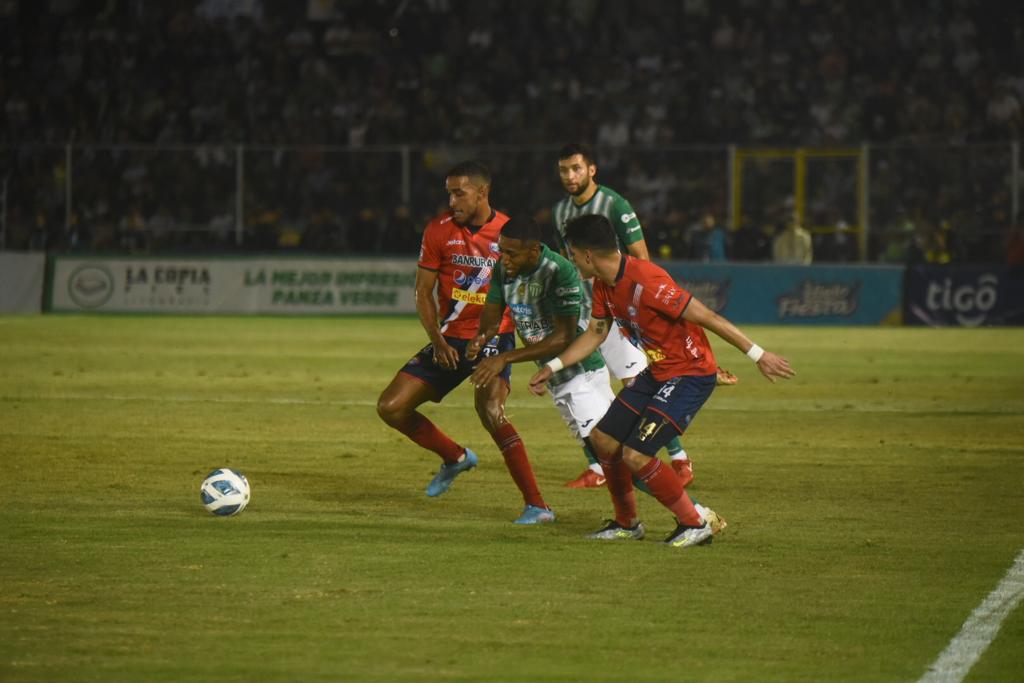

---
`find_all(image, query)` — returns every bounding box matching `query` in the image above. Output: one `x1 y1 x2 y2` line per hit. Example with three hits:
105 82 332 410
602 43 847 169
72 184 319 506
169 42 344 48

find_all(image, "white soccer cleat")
663 521 713 548
694 503 728 535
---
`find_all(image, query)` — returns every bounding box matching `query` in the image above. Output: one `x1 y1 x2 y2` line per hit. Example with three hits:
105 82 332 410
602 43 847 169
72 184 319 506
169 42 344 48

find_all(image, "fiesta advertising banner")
48 256 417 314
658 262 904 325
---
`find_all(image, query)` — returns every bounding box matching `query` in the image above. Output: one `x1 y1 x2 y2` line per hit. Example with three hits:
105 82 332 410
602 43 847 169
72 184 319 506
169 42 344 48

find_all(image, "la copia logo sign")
68 265 114 309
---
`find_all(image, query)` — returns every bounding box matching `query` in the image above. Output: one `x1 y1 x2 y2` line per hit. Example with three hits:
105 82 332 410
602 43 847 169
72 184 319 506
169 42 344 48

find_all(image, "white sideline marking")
918 549 1024 683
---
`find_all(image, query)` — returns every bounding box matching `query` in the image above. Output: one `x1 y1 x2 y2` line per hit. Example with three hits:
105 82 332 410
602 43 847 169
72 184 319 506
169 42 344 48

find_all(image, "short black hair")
501 214 543 244
564 214 618 252
445 160 491 186
558 143 595 165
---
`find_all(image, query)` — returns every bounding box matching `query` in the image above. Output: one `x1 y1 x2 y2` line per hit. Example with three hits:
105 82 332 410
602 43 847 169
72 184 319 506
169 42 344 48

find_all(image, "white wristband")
545 357 564 373
746 344 765 362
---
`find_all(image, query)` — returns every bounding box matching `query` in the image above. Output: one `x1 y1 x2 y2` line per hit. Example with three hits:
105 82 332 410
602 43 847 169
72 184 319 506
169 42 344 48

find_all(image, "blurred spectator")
687 212 727 262
348 207 383 252
772 214 813 264
382 204 421 254
814 220 858 263
731 218 773 262
0 1 1020 258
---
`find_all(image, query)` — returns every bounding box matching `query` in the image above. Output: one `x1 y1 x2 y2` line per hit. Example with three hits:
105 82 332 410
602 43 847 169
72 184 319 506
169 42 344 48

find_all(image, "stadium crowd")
1 0 1021 261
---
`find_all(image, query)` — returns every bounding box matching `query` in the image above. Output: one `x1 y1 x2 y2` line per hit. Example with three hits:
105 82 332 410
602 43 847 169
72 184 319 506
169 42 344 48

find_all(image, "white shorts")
599 321 648 380
549 366 616 445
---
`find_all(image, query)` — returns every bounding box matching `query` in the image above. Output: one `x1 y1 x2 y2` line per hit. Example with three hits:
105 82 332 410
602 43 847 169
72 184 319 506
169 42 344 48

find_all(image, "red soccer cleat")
564 469 606 489
671 459 694 488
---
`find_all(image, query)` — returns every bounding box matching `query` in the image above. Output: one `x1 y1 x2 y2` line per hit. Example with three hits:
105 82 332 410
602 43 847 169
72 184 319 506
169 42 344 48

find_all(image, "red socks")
600 450 638 527
395 416 545 509
393 412 463 463
492 422 546 509
636 457 702 526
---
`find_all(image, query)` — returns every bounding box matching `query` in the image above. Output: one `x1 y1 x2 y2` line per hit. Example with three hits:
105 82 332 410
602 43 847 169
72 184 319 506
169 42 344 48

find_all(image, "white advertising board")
48 257 417 314
0 252 45 313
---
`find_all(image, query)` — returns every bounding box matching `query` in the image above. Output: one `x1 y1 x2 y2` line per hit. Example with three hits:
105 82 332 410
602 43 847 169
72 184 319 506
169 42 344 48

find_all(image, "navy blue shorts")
595 369 717 456
399 333 515 401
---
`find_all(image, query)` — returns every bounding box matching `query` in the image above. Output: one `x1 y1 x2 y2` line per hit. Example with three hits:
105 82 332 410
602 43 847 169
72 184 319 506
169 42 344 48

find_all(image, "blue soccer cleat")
514 505 556 525
426 448 478 497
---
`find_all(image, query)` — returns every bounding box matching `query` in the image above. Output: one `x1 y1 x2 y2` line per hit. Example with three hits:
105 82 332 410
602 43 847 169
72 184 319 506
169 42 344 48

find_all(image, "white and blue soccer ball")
200 468 251 516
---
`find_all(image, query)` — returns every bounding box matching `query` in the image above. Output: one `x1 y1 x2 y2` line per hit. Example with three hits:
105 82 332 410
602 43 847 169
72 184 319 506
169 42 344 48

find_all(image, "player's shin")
599 450 637 527
636 457 703 526
493 422 546 509
394 412 464 463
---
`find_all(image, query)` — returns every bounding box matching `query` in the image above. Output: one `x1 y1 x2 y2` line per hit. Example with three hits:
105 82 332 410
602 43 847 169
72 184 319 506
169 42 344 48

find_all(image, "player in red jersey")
529 214 794 547
376 161 554 525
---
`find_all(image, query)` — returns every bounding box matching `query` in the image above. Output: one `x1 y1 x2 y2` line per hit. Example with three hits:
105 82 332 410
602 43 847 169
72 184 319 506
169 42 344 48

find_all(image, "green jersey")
486 244 605 386
551 184 644 326
551 184 644 254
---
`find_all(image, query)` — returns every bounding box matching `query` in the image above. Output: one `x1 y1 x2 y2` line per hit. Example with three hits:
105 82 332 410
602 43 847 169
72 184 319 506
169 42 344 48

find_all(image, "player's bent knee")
376 392 408 425
588 428 619 459
621 448 652 472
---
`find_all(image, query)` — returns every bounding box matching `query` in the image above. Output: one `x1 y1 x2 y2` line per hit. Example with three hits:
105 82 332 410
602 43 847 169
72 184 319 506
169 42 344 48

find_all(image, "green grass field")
1 316 1022 682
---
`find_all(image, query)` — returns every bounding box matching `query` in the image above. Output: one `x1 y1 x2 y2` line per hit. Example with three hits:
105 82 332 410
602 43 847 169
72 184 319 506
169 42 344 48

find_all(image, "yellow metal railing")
730 146 867 259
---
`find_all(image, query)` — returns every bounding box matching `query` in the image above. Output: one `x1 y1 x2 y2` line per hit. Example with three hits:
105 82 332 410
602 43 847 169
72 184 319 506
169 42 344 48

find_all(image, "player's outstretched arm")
682 297 795 383
527 316 611 395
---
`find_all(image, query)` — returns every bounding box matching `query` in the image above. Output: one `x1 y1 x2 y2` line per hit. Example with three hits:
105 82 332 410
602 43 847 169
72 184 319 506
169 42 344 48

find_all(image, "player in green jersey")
468 214 724 533
466 215 613 521
553 143 737 490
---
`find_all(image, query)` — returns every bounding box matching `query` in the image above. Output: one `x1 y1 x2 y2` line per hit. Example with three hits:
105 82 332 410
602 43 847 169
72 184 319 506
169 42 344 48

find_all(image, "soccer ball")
200 468 251 516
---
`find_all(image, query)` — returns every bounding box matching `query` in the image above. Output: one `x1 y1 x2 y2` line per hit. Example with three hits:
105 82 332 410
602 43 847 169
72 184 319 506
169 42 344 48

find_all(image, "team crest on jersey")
628 305 637 316
489 242 500 253
528 282 543 297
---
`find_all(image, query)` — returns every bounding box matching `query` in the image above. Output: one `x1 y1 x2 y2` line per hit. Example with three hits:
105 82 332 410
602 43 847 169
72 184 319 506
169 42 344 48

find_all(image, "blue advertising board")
657 262 903 325
903 265 1024 327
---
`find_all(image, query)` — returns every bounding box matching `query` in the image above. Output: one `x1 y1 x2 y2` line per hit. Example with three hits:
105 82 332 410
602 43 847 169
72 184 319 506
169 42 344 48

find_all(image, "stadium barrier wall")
0 252 45 313
659 262 904 325
46 255 416 314
903 264 1024 327
43 255 909 325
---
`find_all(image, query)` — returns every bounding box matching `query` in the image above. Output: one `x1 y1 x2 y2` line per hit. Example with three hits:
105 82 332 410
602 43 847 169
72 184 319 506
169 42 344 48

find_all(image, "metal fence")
1 143 1018 262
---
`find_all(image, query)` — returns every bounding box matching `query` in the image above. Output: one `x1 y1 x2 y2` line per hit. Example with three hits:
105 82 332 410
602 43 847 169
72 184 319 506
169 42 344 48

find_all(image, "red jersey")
591 256 717 381
417 210 514 339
